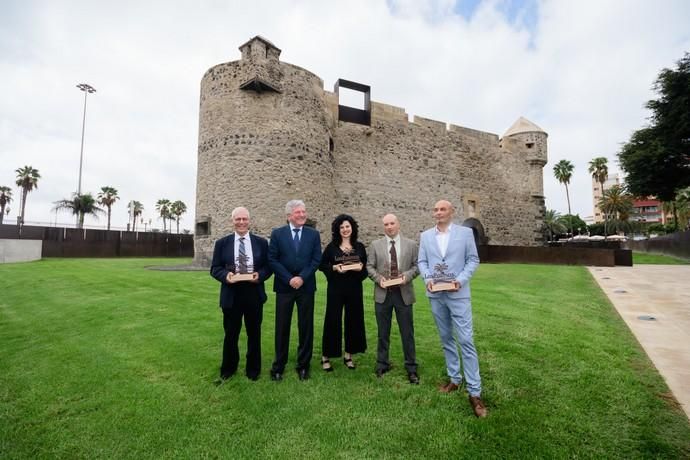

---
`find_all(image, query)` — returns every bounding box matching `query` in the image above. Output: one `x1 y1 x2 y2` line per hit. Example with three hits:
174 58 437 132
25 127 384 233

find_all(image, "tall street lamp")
76 83 96 196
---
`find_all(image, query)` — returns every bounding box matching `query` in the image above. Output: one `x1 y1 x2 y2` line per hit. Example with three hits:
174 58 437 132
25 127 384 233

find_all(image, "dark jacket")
268 225 322 293
210 233 272 308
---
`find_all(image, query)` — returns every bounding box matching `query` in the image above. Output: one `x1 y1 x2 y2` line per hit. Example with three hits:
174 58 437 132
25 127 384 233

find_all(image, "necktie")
238 237 248 273
389 240 399 277
293 228 300 252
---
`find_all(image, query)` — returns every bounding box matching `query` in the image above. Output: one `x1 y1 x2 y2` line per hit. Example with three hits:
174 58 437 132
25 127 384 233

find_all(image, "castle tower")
194 36 336 265
501 116 548 243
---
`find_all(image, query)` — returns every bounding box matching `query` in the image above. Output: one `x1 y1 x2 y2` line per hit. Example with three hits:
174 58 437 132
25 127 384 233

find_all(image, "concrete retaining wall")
0 239 42 263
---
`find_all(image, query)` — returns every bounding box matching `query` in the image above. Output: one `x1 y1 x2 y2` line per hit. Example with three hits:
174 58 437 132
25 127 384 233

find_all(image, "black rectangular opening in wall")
195 219 211 236
335 79 371 126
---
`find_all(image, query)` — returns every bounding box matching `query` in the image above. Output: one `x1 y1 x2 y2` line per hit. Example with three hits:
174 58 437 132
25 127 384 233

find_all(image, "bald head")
433 200 454 229
382 213 400 238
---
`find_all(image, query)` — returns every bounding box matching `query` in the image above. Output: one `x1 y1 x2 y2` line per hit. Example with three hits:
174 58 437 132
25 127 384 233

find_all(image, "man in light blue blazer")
418 199 487 418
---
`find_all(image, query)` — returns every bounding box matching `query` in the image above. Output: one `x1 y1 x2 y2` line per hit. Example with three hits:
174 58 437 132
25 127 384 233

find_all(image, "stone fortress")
194 36 547 266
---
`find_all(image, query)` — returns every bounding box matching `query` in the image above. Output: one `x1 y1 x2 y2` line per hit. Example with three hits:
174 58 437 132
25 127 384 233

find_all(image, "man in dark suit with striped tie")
268 199 322 381
210 206 272 382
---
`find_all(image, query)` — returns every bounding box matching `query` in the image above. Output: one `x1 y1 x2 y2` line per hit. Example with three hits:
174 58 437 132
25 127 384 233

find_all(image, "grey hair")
231 206 250 219
285 200 306 215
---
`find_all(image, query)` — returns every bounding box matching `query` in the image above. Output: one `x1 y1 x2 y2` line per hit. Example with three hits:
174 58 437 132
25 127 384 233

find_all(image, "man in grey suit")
418 199 487 418
366 213 420 384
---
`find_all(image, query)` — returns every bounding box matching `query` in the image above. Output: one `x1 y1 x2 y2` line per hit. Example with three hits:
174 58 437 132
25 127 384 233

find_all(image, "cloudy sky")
1 0 689 231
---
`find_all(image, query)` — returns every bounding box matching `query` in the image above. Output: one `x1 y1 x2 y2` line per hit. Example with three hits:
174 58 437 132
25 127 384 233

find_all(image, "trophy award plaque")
229 252 255 282
333 253 363 272
380 260 404 288
429 262 457 292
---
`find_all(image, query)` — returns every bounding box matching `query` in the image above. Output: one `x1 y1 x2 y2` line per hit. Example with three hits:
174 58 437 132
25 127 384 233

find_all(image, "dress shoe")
270 371 283 381
246 374 259 381
214 372 234 385
408 372 420 384
469 395 488 418
375 368 390 378
298 368 309 381
438 382 459 393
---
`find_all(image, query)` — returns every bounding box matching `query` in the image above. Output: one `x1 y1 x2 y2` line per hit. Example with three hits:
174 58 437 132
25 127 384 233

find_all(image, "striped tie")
238 237 248 273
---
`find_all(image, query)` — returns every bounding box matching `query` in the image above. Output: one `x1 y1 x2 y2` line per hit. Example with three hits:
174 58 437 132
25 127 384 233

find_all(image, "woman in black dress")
319 214 368 371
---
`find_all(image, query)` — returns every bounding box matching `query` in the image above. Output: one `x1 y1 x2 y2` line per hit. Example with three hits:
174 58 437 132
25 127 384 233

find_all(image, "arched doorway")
461 218 488 247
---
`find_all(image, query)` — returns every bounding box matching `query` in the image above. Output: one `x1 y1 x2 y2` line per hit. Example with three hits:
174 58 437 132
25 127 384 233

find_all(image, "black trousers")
321 286 366 357
271 289 314 373
221 287 262 379
375 288 417 374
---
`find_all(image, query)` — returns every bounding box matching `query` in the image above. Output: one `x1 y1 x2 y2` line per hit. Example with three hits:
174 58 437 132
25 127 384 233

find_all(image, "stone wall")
194 36 547 265
330 115 546 245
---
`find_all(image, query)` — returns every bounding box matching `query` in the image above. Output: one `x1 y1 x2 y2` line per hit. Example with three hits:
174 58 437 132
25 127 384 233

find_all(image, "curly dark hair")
330 214 359 246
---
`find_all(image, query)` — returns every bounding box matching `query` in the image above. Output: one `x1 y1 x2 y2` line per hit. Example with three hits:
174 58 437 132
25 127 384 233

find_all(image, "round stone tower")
194 36 336 265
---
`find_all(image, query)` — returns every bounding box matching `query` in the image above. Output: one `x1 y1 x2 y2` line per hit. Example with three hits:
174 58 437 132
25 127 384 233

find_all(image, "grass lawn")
1 258 689 459
633 251 690 265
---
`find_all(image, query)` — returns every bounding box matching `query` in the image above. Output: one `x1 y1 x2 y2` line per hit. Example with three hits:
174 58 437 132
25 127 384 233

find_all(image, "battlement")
337 97 505 143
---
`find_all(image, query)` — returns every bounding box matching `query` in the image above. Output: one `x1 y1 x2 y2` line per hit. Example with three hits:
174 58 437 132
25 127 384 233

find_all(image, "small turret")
237 36 283 93
239 36 281 63
501 116 548 198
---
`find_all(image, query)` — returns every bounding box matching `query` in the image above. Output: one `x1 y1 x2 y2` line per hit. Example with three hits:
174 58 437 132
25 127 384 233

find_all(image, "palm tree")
128 201 144 231
662 187 690 230
97 186 119 230
598 184 634 235
0 186 12 225
169 200 187 234
15 165 41 227
543 209 567 242
156 199 171 232
553 159 575 236
676 187 690 230
53 193 105 229
588 157 609 235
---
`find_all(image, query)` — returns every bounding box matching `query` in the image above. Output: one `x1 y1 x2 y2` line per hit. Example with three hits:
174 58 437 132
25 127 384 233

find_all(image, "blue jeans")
430 295 482 396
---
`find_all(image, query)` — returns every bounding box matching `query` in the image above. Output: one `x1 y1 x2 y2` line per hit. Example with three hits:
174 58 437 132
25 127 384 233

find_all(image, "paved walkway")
589 265 690 420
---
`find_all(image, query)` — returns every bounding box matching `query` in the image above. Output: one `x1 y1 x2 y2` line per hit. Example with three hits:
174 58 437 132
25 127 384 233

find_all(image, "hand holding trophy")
426 262 459 292
227 252 255 283
333 253 363 273
380 260 404 288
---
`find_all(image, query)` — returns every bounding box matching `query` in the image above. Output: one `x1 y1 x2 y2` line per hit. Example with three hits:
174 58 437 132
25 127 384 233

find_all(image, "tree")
15 165 40 227
598 185 634 235
663 187 690 230
155 199 171 232
677 187 690 229
53 193 104 229
588 156 609 235
97 186 119 231
128 201 144 231
561 214 588 236
543 209 567 242
619 52 690 228
169 200 187 234
0 186 12 225
553 159 575 236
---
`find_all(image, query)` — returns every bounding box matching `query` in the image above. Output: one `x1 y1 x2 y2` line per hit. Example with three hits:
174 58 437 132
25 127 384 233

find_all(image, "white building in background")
592 173 622 223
